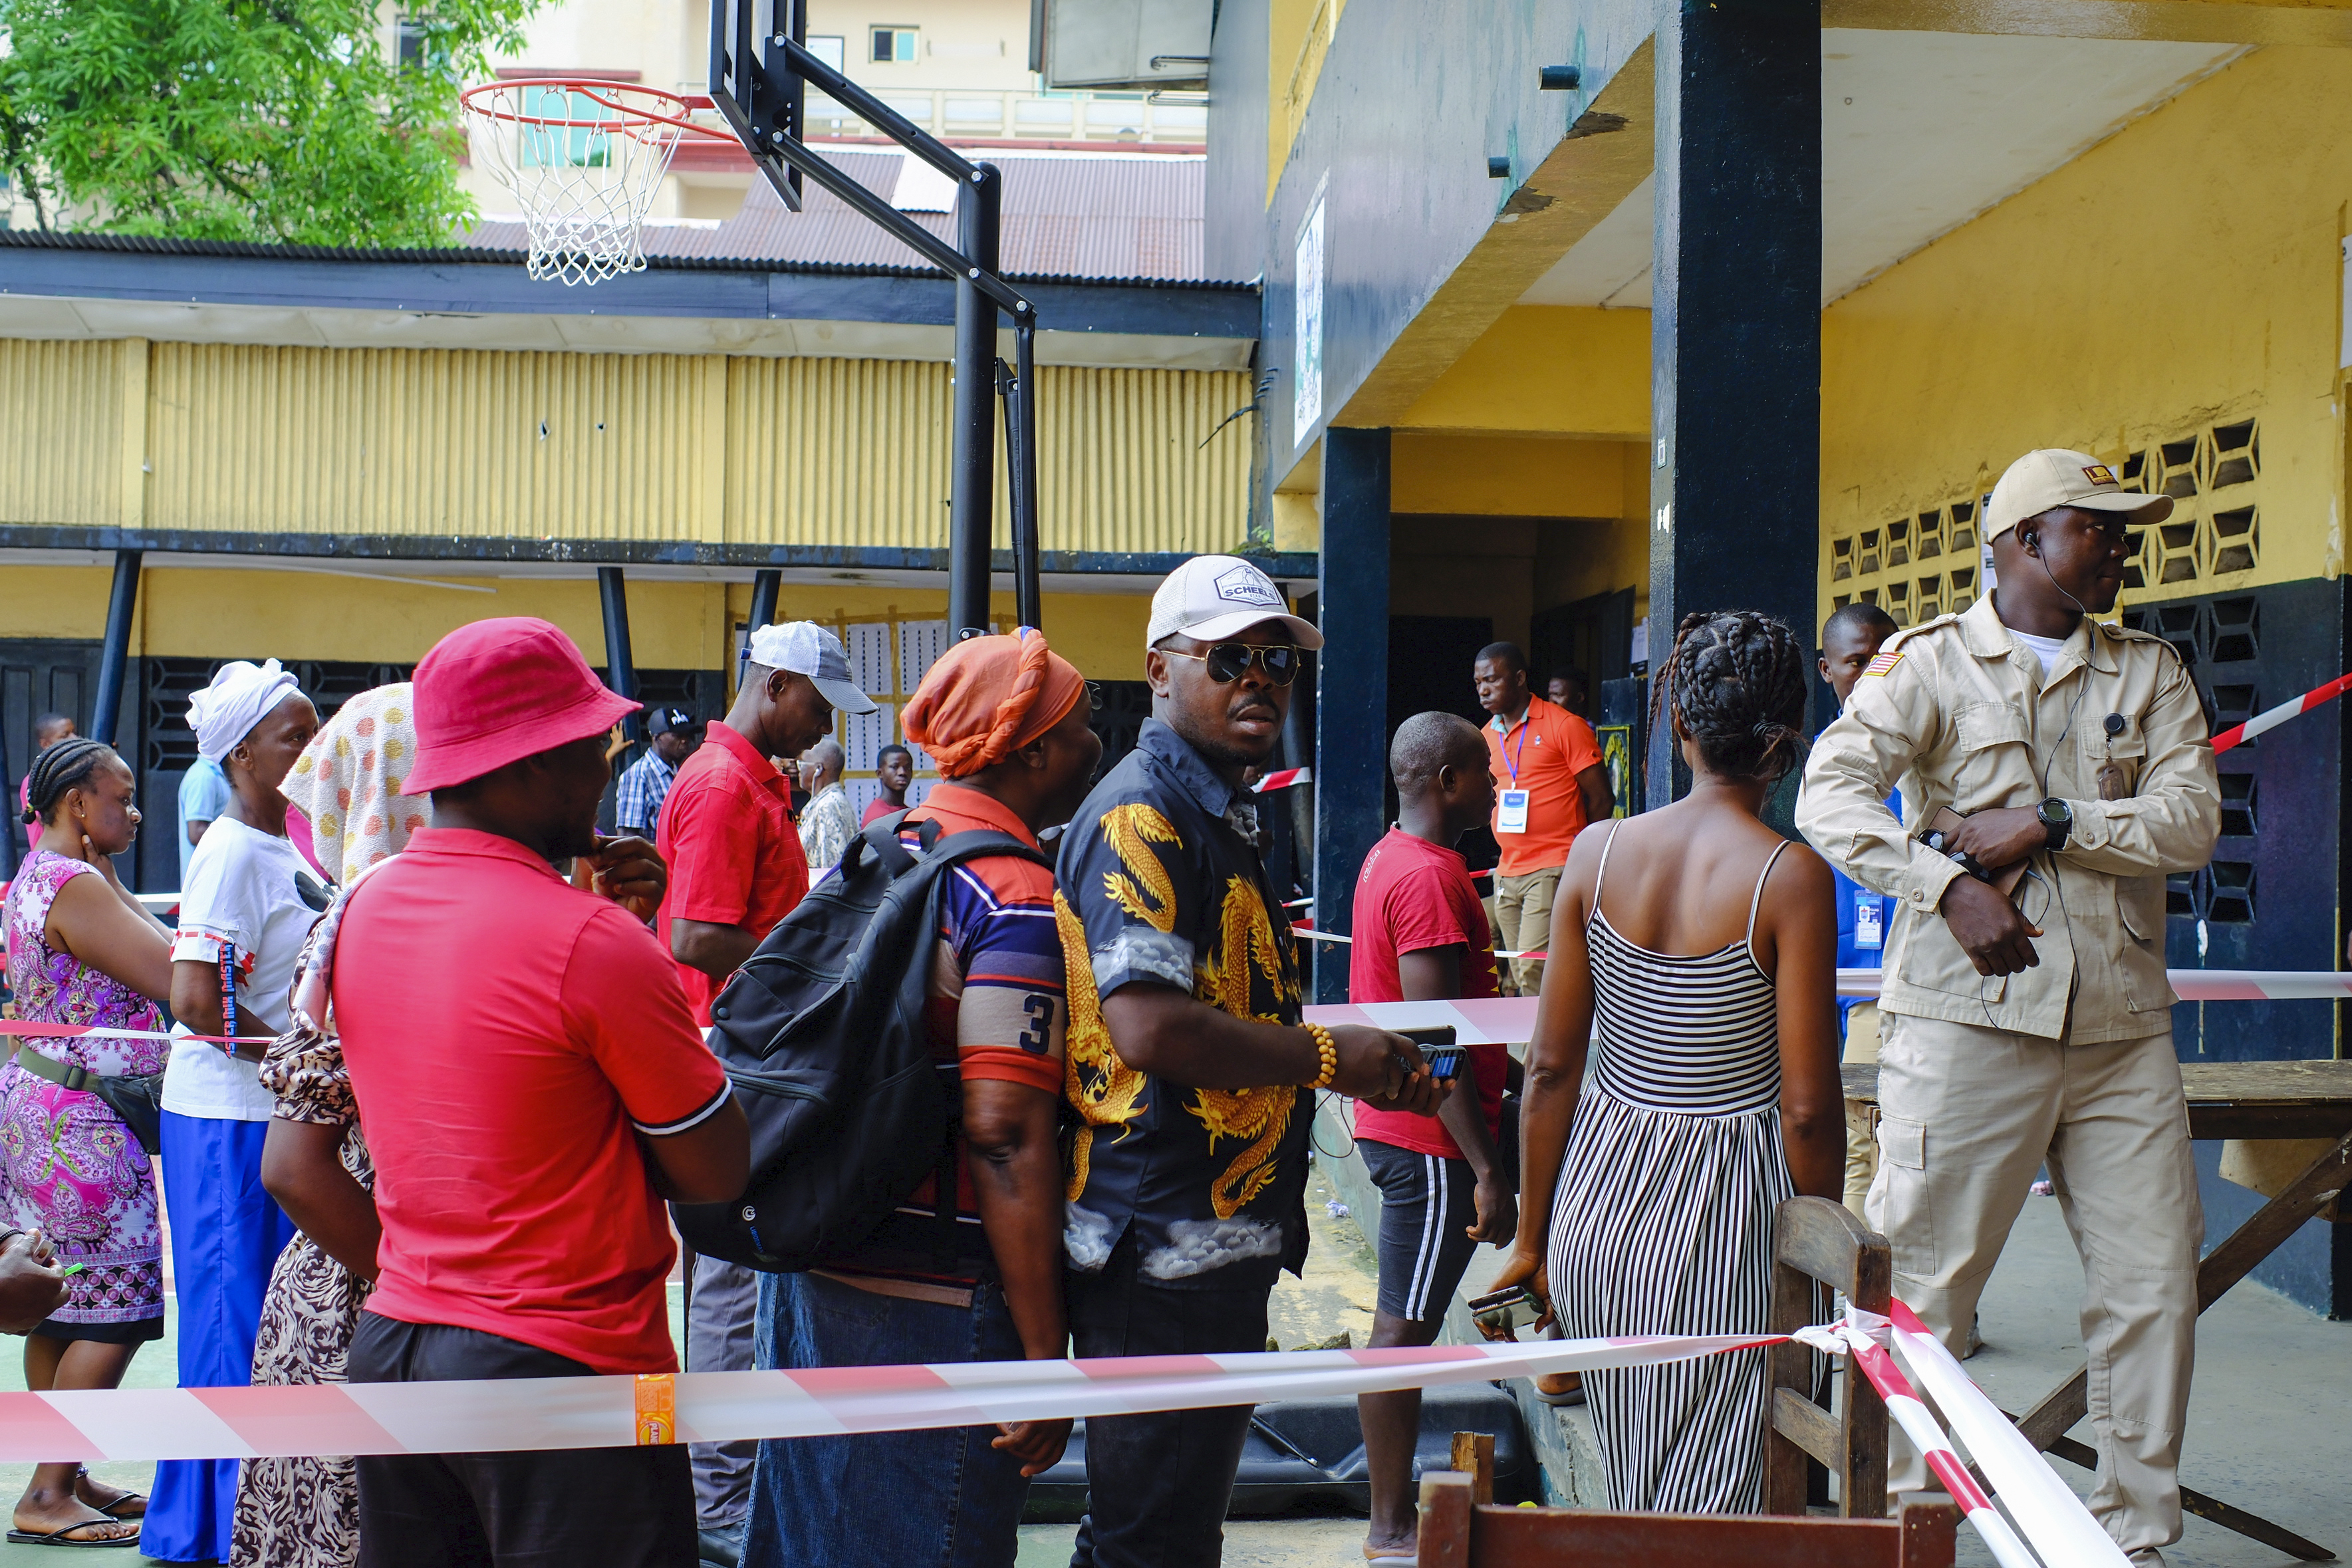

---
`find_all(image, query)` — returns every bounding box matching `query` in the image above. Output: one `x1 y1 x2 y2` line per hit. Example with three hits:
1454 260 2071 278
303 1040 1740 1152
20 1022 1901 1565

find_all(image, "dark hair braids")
21 737 122 825
1651 610 1811 784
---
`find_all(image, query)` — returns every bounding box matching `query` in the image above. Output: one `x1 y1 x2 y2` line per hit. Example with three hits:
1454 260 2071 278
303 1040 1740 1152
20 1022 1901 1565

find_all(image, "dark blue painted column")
90 549 142 749
1312 428 1390 1003
1646 0 1822 807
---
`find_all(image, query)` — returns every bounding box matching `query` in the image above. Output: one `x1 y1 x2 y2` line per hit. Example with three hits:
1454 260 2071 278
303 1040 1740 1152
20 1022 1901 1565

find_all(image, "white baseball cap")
745 621 878 714
1984 448 2173 543
1146 555 1323 650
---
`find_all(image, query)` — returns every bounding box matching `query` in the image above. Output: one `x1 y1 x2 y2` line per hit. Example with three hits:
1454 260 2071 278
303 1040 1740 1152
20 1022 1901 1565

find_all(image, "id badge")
1854 892 1885 950
1497 789 1531 834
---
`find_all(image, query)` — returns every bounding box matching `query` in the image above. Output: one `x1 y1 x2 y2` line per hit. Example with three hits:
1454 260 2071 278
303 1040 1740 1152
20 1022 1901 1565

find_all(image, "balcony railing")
794 87 1207 146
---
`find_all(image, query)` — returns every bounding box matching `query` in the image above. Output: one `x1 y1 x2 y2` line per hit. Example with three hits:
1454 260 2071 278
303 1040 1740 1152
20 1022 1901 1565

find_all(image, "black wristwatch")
2037 797 2073 852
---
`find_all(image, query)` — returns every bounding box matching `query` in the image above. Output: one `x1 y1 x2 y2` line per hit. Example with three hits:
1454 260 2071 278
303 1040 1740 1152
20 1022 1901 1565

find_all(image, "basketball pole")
706 3 1041 639
948 165 1002 642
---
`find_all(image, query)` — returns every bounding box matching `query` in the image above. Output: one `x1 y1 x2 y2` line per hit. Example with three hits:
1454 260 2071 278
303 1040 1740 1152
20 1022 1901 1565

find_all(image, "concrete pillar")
1646 0 1823 808
1311 428 1391 1003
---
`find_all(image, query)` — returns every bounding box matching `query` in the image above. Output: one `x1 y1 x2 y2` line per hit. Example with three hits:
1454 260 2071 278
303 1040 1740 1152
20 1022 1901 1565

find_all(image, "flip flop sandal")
1533 1373 1587 1407
1362 1549 1416 1566
91 1492 144 1521
5 1517 142 1548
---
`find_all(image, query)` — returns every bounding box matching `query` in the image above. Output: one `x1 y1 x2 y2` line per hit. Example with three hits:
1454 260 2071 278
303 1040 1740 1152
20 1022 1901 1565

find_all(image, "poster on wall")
1597 724 1637 819
1293 191 1325 450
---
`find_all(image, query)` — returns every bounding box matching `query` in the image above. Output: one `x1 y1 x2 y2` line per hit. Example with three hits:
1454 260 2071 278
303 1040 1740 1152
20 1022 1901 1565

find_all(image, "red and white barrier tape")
2213 670 2352 754
0 1334 1767 1464
1289 925 1545 960
1302 967 2352 1042
0 1019 268 1048
1799 1310 2053 1568
1251 766 1311 793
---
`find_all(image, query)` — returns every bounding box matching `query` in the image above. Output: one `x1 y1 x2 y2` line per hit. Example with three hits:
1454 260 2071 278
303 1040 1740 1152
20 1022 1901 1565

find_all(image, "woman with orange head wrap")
902 626 1090 781
742 628 1101 1568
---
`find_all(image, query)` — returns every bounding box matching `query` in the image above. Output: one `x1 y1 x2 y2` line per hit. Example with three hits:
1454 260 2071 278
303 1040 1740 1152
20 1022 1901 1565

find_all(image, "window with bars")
2123 594 2259 925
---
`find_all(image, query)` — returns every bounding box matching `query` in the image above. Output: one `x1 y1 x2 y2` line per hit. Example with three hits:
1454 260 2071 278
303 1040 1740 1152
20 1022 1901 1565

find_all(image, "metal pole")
948 163 1002 641
598 567 642 745
0 705 16 880
91 549 142 748
997 348 1044 630
742 567 781 691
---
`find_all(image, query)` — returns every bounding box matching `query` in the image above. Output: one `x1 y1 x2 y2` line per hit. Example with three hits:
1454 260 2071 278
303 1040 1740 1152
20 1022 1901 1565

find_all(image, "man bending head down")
1351 709 1523 1563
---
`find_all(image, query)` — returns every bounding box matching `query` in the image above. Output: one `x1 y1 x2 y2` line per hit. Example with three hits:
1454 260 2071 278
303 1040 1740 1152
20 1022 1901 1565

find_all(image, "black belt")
14 1043 100 1093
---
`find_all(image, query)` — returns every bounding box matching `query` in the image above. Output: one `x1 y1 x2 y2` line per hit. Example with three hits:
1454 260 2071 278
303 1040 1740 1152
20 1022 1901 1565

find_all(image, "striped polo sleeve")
938 852 1069 1096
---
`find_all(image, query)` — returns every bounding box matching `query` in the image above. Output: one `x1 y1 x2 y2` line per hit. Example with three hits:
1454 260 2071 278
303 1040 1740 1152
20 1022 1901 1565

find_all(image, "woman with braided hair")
1490 610 1845 1514
2 736 176 1547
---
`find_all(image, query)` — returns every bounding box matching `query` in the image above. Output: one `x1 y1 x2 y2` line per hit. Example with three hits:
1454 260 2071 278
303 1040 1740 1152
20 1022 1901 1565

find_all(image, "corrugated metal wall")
0 341 1251 557
0 340 129 528
146 345 725 541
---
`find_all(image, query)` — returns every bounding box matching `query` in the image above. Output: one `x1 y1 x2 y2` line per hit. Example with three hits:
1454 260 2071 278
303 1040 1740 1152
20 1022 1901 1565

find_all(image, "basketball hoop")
461 79 730 287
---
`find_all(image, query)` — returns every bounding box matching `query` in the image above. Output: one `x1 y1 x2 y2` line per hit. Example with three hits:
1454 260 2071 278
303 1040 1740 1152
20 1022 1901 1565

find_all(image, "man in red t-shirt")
1349 710 1527 1565
334 616 748 1568
655 618 872 1551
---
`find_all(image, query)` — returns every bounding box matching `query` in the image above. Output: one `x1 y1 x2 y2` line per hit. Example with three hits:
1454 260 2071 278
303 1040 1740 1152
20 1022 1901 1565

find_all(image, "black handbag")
14 1046 165 1157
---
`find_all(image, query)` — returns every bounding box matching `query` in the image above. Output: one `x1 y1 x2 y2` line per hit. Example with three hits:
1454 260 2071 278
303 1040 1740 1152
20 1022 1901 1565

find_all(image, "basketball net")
462 80 713 287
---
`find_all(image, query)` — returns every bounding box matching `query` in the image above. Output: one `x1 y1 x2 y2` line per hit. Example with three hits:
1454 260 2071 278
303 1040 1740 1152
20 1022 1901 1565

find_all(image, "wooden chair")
1764 1195 1891 1518
1416 1468 1956 1567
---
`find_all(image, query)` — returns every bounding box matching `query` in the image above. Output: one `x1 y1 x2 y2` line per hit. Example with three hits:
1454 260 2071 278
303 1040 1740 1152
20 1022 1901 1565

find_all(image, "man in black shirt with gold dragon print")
1057 555 1443 1568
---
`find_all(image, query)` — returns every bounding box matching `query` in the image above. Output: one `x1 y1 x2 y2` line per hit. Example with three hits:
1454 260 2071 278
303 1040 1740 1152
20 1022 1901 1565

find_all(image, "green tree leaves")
0 0 540 245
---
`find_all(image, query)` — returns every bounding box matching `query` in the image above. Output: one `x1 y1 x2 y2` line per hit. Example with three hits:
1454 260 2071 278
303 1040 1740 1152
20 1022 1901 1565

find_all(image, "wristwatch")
2037 797 2073 852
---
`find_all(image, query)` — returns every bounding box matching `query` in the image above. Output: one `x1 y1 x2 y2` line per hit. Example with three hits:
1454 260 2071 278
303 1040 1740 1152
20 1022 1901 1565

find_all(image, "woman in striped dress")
1490 610 1845 1514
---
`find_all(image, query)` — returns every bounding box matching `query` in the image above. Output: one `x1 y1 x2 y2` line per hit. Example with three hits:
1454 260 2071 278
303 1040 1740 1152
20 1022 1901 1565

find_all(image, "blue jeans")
150 1110 295 1563
744 1271 1029 1568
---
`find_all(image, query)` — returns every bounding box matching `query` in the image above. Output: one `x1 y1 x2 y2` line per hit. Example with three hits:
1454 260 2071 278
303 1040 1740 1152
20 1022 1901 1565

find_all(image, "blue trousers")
744 1271 1029 1568
149 1111 296 1563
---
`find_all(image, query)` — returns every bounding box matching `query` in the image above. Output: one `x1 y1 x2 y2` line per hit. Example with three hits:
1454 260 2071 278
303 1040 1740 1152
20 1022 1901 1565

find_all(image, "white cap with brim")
745 621 879 715
1147 555 1323 650
1985 448 2174 543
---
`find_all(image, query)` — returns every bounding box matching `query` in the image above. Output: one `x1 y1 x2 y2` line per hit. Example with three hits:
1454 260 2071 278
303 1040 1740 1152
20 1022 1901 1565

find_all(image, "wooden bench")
1416 1468 1957 1567
1765 1195 1890 1517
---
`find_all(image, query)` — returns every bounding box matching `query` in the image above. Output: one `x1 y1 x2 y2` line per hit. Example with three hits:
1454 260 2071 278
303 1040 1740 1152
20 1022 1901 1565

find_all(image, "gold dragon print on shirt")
1190 872 1301 1218
1059 888 1148 1202
1060 801 1302 1217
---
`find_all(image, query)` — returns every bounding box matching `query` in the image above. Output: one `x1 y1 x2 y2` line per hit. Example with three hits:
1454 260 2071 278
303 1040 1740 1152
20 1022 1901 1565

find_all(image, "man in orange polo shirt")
1474 640 1611 995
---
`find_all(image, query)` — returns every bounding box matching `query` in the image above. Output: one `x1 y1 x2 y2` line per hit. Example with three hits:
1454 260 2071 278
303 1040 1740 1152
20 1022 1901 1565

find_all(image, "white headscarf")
188 659 303 763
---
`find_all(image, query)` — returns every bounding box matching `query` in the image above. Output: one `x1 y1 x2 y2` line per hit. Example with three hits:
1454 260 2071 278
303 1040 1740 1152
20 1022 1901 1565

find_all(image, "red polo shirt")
656 719 811 1026
332 827 732 1374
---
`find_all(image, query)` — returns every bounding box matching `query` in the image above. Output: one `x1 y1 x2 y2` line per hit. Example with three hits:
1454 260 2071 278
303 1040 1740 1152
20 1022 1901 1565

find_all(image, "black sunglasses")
1162 642 1303 686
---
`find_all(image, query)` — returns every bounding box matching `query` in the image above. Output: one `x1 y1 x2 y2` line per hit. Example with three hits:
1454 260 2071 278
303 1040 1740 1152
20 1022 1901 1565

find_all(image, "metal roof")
469 147 1216 283
0 147 1233 289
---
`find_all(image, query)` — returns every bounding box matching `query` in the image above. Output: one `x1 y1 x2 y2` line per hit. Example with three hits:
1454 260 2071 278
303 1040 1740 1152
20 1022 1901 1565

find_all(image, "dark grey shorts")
1361 1137 1481 1324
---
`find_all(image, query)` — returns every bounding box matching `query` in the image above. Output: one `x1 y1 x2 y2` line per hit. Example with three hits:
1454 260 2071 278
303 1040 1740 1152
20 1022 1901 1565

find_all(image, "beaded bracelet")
1306 1022 1338 1090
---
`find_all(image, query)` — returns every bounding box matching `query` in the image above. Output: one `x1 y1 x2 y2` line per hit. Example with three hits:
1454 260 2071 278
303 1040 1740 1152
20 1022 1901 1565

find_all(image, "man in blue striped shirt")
614 706 701 839
1819 604 1898 1219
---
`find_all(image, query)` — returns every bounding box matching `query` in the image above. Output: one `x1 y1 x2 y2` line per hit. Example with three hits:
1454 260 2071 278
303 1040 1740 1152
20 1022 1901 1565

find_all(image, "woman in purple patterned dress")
2 737 177 1548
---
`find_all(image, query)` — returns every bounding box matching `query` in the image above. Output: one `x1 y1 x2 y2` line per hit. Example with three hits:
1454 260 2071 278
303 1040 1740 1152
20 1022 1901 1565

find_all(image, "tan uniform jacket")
1796 594 2218 1043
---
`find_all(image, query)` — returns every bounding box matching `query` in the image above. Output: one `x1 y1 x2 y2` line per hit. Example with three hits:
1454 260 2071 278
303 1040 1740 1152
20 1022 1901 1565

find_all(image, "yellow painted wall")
1398 307 1651 441
0 568 118 641
1268 0 1347 203
0 344 1250 559
1820 44 2348 625
1391 433 1636 517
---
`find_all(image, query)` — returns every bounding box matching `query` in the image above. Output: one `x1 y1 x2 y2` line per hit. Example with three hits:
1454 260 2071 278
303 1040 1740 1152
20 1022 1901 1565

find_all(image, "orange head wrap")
902 628 1087 779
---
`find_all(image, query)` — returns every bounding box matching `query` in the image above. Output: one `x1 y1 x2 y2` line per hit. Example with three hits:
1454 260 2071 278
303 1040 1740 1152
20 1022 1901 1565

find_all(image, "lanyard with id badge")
1496 716 1533 834
1854 889 1885 950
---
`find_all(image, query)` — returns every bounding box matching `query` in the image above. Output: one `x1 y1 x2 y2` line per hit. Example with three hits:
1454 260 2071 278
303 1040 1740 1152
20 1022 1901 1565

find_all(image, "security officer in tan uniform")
1797 450 2220 1564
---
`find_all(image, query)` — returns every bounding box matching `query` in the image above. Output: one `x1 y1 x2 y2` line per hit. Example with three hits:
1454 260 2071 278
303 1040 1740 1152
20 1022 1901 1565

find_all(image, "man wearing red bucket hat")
327 617 749 1568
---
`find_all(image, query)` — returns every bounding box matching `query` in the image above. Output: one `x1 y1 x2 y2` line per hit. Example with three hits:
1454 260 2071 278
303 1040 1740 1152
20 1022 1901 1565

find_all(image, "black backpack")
671 813 1051 1272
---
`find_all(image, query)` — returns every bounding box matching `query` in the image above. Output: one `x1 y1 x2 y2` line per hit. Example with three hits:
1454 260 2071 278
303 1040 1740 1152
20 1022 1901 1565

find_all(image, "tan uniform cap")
1984 448 2174 543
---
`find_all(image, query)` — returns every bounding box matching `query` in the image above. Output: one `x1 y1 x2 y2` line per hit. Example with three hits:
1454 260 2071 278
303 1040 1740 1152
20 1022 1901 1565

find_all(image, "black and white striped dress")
1547 825 1792 1515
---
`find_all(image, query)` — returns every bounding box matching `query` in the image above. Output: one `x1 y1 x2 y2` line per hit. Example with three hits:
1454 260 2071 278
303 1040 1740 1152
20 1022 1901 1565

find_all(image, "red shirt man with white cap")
330 616 749 1568
654 618 874 1554
1799 450 2218 1563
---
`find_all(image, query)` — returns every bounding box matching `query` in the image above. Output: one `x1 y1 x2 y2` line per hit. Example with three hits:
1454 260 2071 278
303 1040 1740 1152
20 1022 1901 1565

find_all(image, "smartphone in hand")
1396 1025 1466 1081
